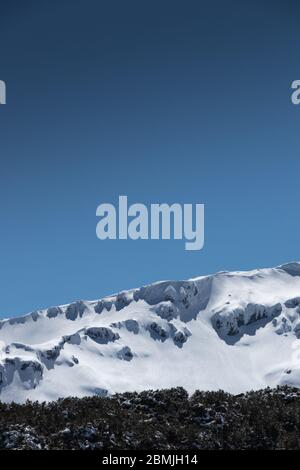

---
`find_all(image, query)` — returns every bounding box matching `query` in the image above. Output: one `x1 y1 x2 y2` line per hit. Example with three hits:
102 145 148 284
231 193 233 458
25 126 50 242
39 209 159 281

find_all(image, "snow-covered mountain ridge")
2 262 300 402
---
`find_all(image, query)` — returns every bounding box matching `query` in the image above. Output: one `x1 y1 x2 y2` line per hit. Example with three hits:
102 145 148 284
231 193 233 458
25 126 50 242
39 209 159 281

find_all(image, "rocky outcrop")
0 358 43 392
212 303 282 341
84 327 120 344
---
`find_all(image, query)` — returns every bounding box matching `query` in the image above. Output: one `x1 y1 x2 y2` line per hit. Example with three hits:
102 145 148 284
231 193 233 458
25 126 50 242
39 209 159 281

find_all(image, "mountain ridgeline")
1 262 300 402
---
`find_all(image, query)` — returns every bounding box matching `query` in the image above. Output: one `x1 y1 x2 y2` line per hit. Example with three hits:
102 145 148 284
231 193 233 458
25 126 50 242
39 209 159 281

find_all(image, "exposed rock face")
153 301 179 321
65 301 87 321
0 358 43 392
47 306 63 319
85 327 120 344
117 346 134 361
285 297 300 309
134 277 213 322
212 303 282 338
145 320 191 348
110 319 140 334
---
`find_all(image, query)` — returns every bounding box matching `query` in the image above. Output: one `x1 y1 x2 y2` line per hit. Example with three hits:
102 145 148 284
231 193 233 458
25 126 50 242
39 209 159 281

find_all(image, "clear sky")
0 0 300 318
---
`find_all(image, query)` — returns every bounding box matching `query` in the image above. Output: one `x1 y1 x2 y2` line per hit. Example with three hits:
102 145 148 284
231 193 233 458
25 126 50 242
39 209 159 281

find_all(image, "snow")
2 262 300 402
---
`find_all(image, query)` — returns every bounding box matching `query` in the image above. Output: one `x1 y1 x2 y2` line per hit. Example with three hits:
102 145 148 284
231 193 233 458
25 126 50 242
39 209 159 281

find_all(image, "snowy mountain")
2 262 300 402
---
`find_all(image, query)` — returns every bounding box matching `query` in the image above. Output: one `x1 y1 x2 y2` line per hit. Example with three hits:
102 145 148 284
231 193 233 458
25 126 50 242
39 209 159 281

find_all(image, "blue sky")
0 0 300 317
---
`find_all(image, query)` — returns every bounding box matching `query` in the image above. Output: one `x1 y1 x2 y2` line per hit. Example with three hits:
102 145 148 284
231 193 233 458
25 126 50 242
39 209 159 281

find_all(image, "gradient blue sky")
0 0 300 318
